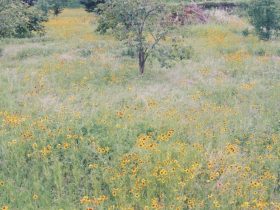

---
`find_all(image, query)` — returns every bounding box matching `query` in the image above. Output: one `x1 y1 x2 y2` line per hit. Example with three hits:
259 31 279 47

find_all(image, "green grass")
0 8 279 210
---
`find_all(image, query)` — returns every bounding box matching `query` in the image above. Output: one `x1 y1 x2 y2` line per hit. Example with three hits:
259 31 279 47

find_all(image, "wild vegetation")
80 0 105 12
248 0 280 40
96 0 173 74
0 0 47 38
0 1 279 210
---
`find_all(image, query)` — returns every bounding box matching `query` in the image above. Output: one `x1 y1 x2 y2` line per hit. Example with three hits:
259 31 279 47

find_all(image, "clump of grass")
79 48 92 58
254 48 266 56
14 47 53 60
276 48 280 56
121 47 136 58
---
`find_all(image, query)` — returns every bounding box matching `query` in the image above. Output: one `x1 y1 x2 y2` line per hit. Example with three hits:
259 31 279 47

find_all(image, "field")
0 8 279 210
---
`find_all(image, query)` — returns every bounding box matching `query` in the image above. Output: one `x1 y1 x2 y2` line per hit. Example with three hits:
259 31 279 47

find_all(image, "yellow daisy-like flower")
159 169 167 176
33 194 39 200
2 206 8 210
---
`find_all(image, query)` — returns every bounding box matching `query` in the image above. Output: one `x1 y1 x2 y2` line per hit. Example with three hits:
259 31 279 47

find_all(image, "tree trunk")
138 49 145 75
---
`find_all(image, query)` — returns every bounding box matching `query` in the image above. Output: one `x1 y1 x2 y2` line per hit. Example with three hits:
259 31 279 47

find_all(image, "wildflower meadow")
0 2 280 210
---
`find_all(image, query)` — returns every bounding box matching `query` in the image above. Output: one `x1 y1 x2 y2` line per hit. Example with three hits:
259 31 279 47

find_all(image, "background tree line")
0 0 102 38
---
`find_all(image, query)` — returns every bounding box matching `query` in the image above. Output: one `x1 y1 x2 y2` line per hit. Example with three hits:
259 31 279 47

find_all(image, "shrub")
80 0 105 13
0 48 3 57
242 28 250 37
153 41 194 68
36 0 69 15
22 0 37 5
248 0 280 40
0 0 48 38
255 48 266 56
79 48 92 57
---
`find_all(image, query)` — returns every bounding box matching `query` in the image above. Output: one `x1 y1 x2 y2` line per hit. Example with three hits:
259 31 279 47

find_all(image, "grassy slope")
0 9 279 209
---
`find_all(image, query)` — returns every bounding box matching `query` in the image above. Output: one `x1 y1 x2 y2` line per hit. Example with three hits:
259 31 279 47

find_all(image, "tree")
80 0 105 13
36 0 69 15
97 0 172 74
248 0 280 40
0 0 47 38
22 0 37 5
52 0 68 15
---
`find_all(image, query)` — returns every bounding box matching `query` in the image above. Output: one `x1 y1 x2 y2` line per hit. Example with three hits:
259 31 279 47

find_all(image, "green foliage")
14 47 53 60
242 28 249 37
121 47 136 58
80 0 105 13
277 48 280 56
97 0 174 74
35 0 50 14
51 1 64 15
254 48 266 56
0 0 47 38
36 0 69 15
153 41 194 68
22 0 37 5
79 48 93 57
248 0 280 40
67 0 81 8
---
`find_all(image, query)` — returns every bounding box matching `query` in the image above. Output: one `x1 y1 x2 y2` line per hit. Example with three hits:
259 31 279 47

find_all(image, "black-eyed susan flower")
33 194 38 200
2 206 8 210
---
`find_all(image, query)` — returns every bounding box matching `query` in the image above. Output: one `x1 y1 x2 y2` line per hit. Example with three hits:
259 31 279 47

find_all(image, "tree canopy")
0 0 47 38
248 0 280 40
80 0 105 13
97 0 172 74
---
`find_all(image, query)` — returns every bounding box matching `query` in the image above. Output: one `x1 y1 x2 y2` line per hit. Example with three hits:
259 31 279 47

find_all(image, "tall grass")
0 9 279 210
